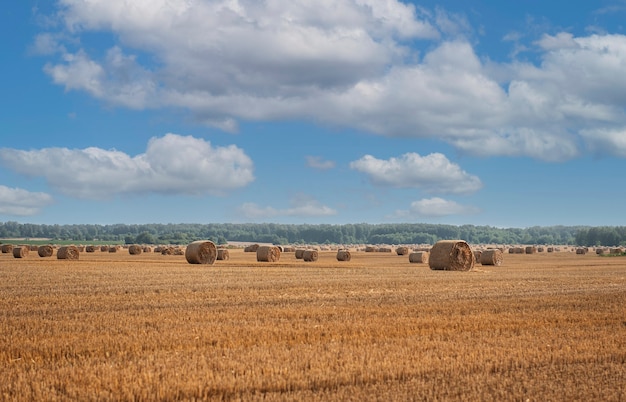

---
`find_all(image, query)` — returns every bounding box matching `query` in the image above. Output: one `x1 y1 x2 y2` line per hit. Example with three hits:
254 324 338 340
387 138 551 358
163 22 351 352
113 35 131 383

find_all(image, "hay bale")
108 246 119 253
409 251 429 263
100 245 108 252
244 244 260 252
217 248 230 261
295 249 305 259
336 250 351 261
256 246 281 262
396 246 409 256
480 249 503 266
185 241 217 264
1 244 14 254
57 246 80 260
161 247 174 255
576 248 587 255
428 240 474 271
143 246 152 253
128 245 143 255
303 250 318 262
29 245 38 251
473 250 483 262
38 245 54 258
13 246 29 258
85 245 96 253
365 246 378 252
525 246 537 254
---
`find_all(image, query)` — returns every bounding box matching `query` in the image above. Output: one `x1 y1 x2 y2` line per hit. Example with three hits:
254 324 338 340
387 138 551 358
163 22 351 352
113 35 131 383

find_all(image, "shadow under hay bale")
409 251 429 263
38 245 54 258
185 241 217 264
256 246 281 262
480 249 503 266
428 240 474 271
336 250 351 261
57 246 80 260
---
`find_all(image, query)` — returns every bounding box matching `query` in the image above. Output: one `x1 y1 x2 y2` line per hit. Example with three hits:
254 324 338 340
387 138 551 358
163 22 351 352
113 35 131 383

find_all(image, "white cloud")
0 134 254 199
349 152 482 194
306 156 336 170
239 194 337 219
38 2 626 160
395 197 479 218
0 185 54 216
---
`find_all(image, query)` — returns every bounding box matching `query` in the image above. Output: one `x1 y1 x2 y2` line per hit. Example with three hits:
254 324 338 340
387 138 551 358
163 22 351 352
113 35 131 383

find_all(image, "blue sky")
1 0 626 228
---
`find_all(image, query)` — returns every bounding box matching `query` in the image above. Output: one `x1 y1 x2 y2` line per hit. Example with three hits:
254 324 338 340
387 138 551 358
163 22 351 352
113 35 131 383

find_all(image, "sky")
1 0 626 228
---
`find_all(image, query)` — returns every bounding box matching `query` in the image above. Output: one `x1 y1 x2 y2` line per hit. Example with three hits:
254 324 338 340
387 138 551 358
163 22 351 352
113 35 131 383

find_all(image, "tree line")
1 221 617 246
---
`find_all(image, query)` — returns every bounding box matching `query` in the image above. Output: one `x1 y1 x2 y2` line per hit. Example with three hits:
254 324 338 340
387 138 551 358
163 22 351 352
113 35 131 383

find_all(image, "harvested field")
1 250 625 401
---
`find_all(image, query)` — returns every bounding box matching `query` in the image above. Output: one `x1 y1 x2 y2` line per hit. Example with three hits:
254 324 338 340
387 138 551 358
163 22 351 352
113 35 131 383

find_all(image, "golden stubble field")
1 247 625 401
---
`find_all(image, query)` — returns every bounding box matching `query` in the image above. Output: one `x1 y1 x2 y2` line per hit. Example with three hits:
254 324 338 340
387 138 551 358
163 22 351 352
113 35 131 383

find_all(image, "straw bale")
396 246 409 256
1 244 14 254
128 245 143 255
184 241 216 264
409 251 429 263
57 246 80 260
85 245 96 252
365 246 378 252
217 248 230 260
100 245 108 252
303 250 318 262
143 246 152 253
244 244 260 252
256 246 281 262
29 245 38 251
336 250 351 261
525 246 537 254
38 245 54 258
13 246 29 258
480 249 503 266
295 249 305 259
473 250 483 262
576 248 587 255
428 240 474 271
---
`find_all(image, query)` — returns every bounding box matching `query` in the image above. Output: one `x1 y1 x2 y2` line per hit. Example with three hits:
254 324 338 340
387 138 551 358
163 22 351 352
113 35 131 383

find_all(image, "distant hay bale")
29 245 38 251
303 250 318 262
547 247 554 253
100 245 108 252
378 247 392 253
428 240 474 271
128 245 143 255
85 245 96 253
142 246 152 253
525 246 537 254
596 248 605 255
295 249 305 259
256 245 281 262
13 246 29 258
480 249 503 266
576 248 587 255
185 241 217 264
473 250 483 262
610 248 623 254
365 246 378 252
283 246 295 252
396 246 409 256
1 244 14 254
217 248 230 260
38 245 54 258
244 244 260 252
336 250 351 261
57 246 80 260
161 247 174 255
108 246 119 253
409 251 429 263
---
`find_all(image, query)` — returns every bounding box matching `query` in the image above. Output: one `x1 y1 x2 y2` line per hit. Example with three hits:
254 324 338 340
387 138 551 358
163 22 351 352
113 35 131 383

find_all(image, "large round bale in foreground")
256 246 281 262
428 240 474 271
480 249 503 266
57 246 80 260
409 251 429 263
13 246 29 258
217 248 230 260
303 250 319 262
185 241 217 264
38 245 54 258
128 245 143 255
336 250 351 261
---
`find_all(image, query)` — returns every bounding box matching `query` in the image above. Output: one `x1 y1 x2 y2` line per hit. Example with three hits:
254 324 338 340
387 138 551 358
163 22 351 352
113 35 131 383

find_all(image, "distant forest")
1 221 624 247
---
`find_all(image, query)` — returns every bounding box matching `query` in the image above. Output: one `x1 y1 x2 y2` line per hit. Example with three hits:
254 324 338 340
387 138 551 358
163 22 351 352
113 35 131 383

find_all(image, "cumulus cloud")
239 194 337 219
37 2 626 160
0 185 54 216
0 134 254 199
306 156 336 170
349 152 482 194
394 197 479 218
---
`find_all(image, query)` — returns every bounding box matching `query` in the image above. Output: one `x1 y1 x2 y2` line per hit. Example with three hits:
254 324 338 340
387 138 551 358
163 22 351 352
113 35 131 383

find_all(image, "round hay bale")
409 251 429 263
303 250 318 262
1 244 14 254
525 246 537 254
100 245 108 252
108 246 119 253
85 245 96 253
185 241 217 264
365 246 378 252
217 248 230 260
143 246 152 253
473 250 483 262
128 245 143 255
396 246 409 256
29 245 38 251
244 244 260 252
480 249 503 266
256 246 281 262
13 246 29 258
336 250 351 261
428 240 474 271
161 247 174 255
295 249 305 259
57 246 80 260
576 248 587 255
38 245 54 258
